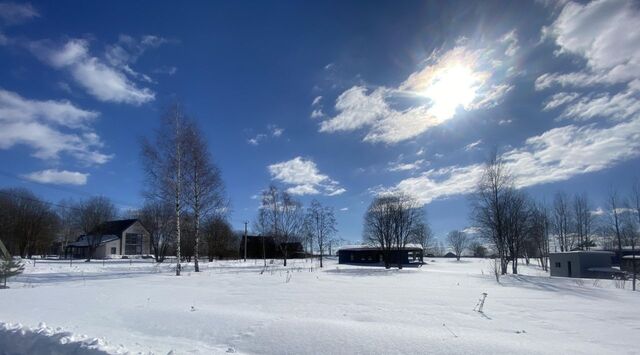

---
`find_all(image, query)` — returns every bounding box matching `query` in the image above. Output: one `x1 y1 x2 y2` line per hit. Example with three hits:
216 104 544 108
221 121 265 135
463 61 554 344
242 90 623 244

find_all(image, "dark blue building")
338 246 423 266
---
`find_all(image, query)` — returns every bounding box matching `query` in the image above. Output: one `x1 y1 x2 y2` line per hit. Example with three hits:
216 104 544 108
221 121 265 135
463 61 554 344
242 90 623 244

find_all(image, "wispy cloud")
500 29 519 57
247 124 285 145
537 0 640 89
385 116 640 205
0 2 39 25
0 89 111 164
22 169 88 185
464 139 482 151
28 38 156 104
268 156 345 196
542 92 579 111
318 39 514 144
387 155 426 172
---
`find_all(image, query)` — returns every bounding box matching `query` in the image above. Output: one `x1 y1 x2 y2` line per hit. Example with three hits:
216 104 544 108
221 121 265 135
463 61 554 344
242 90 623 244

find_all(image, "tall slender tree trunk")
262 234 266 267
194 209 200 272
175 119 182 276
193 178 200 272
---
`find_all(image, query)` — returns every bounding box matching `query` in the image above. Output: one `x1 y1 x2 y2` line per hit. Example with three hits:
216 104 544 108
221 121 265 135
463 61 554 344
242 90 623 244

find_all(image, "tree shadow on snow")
496 274 611 300
324 267 421 277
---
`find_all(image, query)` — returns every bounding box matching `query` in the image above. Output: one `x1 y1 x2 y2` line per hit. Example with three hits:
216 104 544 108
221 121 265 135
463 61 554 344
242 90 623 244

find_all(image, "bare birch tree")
363 195 396 269
471 151 511 274
573 193 595 250
504 189 530 274
628 179 640 291
305 200 337 268
137 200 174 262
410 219 433 252
363 193 422 269
184 121 227 272
553 192 572 252
141 104 189 276
528 203 550 271
259 185 303 267
76 196 116 261
447 230 469 261
391 194 421 269
607 188 623 259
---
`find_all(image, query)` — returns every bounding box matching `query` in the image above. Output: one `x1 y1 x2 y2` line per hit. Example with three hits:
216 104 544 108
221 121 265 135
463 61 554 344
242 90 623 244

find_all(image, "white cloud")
386 117 640 205
312 96 322 106
153 66 177 75
0 89 110 164
22 169 88 185
0 88 98 128
247 133 266 146
268 124 284 137
340 207 349 211
388 159 425 172
469 84 513 110
0 2 38 25
542 92 580 111
363 105 440 144
500 29 519 57
319 43 513 144
310 109 324 119
416 148 425 156
29 39 155 104
319 86 388 133
559 86 640 121
247 124 284 145
464 139 482 151
268 156 345 196
538 0 640 88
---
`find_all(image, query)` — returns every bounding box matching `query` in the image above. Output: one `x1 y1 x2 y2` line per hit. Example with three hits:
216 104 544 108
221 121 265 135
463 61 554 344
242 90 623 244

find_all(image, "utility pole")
243 221 248 262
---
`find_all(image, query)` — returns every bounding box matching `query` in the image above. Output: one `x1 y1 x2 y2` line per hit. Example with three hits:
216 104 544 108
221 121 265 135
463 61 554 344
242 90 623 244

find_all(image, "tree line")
471 151 640 281
254 185 338 268
0 103 236 274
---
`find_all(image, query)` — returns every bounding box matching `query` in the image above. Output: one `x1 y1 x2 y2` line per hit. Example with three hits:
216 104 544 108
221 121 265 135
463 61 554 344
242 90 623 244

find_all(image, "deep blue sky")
1 0 639 242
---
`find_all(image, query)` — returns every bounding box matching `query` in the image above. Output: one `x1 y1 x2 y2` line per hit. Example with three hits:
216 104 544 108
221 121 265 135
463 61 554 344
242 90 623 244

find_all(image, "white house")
66 219 151 259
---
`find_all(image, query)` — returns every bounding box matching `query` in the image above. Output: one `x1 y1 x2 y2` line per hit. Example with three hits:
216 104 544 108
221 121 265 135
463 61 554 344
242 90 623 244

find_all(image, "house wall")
103 239 121 257
550 253 582 277
550 252 614 278
122 222 151 255
338 250 419 265
579 253 614 278
621 257 640 273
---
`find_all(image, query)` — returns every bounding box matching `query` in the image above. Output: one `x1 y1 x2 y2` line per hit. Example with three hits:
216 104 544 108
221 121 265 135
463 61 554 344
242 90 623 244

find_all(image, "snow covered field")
1 257 639 354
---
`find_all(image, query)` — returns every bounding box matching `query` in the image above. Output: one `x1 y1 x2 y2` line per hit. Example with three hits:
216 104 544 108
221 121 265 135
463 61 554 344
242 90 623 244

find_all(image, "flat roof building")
549 251 624 279
337 245 423 266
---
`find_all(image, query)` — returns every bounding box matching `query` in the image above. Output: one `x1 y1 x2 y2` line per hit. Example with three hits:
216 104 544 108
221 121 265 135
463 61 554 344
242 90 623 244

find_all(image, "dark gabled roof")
89 219 140 236
67 235 120 248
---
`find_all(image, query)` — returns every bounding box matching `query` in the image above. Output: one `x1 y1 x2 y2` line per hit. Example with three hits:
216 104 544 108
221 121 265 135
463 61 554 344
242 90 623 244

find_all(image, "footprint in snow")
226 347 236 353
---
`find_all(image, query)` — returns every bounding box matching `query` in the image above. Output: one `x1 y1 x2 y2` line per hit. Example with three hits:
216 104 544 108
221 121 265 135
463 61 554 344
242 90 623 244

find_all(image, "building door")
567 261 572 277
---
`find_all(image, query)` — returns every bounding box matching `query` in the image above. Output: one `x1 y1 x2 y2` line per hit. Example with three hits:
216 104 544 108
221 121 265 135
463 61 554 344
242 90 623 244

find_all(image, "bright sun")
422 64 480 122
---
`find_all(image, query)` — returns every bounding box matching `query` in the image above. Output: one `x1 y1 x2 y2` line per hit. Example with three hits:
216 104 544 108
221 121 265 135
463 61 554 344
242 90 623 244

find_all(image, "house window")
125 233 142 255
110 247 117 254
555 262 561 268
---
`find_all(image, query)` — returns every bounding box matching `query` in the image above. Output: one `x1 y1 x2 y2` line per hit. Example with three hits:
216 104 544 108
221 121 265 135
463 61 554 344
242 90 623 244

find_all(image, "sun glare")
422 63 480 122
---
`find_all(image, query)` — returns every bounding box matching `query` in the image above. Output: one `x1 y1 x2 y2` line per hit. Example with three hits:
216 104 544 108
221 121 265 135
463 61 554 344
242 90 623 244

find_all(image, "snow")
1 257 639 354
0 322 125 354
